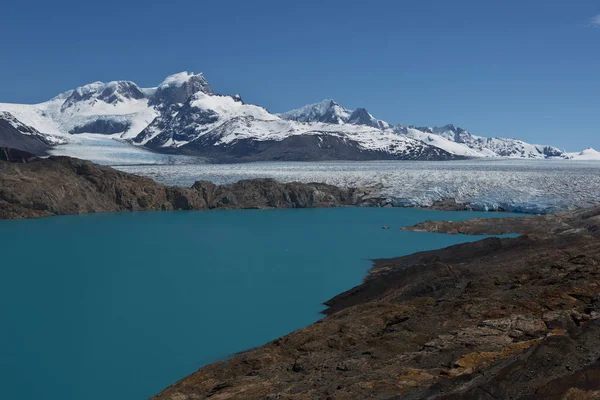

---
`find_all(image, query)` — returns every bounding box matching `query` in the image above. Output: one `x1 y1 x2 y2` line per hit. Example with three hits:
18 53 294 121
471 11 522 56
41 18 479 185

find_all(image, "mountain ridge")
0 71 585 162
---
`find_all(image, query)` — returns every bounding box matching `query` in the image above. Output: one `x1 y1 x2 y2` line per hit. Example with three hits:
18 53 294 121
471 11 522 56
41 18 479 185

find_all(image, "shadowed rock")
0 153 373 219
0 113 53 155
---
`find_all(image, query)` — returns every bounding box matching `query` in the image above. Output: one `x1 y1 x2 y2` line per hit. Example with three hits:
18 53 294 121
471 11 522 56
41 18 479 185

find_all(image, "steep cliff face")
0 153 370 219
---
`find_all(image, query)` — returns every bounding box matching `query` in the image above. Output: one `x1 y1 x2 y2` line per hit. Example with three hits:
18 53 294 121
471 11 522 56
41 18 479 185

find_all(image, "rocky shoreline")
0 149 380 219
149 206 600 399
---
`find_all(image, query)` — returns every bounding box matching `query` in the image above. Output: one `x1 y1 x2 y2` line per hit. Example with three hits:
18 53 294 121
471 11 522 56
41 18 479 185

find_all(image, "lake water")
0 208 519 400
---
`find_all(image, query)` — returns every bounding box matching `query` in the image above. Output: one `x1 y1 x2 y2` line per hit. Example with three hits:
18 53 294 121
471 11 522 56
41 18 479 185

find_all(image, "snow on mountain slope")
278 99 390 129
133 90 452 161
0 81 157 139
190 92 276 122
411 124 567 159
134 91 278 147
48 133 199 165
395 126 492 157
0 72 212 141
0 98 64 137
206 117 421 150
278 99 352 124
0 111 62 144
474 137 566 159
569 148 600 160
0 111 64 154
149 72 213 108
0 71 589 163
278 103 568 159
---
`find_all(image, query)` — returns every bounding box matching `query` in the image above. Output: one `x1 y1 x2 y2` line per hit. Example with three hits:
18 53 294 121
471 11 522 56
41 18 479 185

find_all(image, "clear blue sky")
2 0 599 151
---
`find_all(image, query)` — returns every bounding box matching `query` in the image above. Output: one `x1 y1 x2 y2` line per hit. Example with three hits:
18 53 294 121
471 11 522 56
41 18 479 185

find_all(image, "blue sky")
1 0 599 151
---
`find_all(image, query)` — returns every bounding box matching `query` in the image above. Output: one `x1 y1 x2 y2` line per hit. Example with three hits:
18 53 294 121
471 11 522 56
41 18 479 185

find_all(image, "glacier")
116 159 600 215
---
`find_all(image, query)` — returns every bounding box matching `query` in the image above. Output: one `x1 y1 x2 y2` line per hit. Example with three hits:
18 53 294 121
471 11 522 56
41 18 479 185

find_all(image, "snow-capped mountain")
0 71 590 163
278 99 390 129
0 80 157 140
568 148 600 160
134 89 453 161
400 124 568 159
148 72 213 108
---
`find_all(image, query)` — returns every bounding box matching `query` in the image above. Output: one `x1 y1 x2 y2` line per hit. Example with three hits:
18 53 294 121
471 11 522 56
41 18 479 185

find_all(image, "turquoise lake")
0 208 519 400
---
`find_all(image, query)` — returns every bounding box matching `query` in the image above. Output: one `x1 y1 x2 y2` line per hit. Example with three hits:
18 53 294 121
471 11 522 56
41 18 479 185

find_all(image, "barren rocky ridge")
0 149 378 220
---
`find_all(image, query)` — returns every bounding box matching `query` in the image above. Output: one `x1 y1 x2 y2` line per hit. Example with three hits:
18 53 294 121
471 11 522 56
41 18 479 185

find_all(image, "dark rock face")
97 81 145 104
178 133 460 163
542 145 565 158
61 81 145 109
136 102 220 147
280 100 389 129
149 74 213 108
280 99 347 124
0 154 372 219
317 101 347 124
0 148 38 163
69 119 132 134
413 124 474 143
347 108 387 129
149 207 600 400
137 98 461 161
0 113 52 155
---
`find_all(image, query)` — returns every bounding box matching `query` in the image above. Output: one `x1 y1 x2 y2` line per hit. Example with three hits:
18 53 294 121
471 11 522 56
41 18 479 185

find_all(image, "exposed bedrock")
150 230 600 400
0 151 375 219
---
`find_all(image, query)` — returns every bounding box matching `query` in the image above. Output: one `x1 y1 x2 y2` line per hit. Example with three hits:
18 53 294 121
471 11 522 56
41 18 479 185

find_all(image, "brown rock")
0 155 367 219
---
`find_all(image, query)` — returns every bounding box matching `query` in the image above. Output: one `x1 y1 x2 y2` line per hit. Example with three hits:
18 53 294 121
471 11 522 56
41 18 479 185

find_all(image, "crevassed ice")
116 159 600 214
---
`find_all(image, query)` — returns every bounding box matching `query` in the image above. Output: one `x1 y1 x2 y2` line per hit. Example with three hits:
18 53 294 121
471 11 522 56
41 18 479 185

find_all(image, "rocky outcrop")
69 119 132 134
150 208 600 400
0 147 38 163
148 72 213 108
0 112 53 155
405 206 600 237
0 154 371 219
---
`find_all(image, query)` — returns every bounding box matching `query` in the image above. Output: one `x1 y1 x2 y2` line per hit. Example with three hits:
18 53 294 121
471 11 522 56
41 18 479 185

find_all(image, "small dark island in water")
1 148 599 399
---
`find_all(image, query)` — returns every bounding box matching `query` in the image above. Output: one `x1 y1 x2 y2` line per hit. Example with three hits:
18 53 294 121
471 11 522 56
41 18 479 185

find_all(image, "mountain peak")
319 98 338 106
278 99 351 124
61 80 145 109
157 72 208 89
569 147 600 160
98 81 145 104
149 72 213 108
279 99 392 128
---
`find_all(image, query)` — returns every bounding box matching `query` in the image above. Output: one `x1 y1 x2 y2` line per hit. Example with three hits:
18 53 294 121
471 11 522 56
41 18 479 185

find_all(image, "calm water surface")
0 208 519 400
